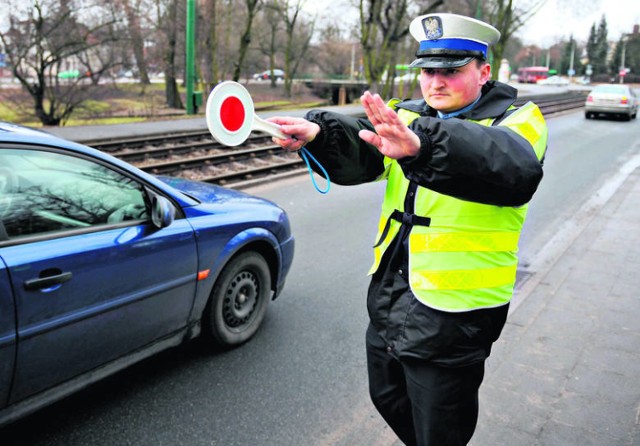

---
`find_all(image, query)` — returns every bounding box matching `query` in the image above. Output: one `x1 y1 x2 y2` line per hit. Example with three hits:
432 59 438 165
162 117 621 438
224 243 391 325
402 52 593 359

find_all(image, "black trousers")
366 325 486 446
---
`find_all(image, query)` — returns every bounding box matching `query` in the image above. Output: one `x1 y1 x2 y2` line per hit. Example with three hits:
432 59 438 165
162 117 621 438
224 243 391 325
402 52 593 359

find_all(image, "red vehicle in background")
517 66 549 83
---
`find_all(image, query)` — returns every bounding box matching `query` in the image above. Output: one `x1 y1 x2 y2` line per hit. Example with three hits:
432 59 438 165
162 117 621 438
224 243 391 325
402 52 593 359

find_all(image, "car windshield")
594 85 627 94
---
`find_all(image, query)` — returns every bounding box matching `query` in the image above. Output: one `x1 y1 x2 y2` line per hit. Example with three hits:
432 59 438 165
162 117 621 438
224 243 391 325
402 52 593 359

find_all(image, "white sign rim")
205 81 255 147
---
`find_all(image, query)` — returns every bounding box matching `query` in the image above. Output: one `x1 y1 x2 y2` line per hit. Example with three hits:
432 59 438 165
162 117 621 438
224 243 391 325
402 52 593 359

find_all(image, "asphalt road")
2 107 639 445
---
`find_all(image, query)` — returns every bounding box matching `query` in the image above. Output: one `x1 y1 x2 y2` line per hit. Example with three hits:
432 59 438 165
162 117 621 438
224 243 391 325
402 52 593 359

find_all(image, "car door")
0 251 17 409
0 146 198 402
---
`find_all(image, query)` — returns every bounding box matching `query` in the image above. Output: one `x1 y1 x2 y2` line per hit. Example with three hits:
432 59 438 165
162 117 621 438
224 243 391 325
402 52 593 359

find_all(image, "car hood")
157 175 275 207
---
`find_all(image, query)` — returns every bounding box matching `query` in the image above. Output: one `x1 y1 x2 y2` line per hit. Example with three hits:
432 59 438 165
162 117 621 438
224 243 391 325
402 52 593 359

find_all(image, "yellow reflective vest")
368 101 548 312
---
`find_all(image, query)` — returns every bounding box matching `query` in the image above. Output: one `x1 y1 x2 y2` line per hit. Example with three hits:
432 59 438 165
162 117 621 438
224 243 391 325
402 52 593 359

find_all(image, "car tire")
202 251 271 347
585 112 592 119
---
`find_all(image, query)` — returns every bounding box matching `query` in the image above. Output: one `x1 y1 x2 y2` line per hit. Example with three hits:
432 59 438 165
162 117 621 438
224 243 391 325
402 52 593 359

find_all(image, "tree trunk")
281 1 312 98
164 41 183 109
123 0 151 84
233 0 260 82
205 0 219 85
33 83 60 126
163 0 183 109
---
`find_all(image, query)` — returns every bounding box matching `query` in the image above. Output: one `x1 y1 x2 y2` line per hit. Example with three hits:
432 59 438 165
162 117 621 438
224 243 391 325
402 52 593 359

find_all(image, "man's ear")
480 63 491 85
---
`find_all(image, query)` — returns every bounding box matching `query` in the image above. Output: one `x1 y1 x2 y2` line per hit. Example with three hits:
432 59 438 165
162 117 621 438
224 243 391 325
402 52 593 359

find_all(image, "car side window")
0 148 150 240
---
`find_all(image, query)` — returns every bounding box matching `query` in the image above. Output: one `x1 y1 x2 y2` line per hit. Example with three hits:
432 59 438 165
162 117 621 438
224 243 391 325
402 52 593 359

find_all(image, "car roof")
592 84 630 94
0 121 86 152
0 121 56 138
0 121 103 154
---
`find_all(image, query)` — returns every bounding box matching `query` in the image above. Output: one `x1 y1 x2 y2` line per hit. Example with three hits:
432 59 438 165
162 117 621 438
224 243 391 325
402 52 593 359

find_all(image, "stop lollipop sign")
205 81 286 146
205 81 331 194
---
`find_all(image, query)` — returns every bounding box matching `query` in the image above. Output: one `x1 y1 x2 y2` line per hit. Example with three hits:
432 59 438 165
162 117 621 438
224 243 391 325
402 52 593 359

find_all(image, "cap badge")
423 16 443 40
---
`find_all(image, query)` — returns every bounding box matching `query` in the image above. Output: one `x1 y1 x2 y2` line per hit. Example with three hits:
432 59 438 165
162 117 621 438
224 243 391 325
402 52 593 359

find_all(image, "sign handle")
252 115 287 139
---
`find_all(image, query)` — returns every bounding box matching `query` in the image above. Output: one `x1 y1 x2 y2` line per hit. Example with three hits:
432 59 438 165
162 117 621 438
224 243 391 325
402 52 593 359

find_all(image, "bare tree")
199 0 239 86
256 0 283 88
201 0 220 86
0 0 119 126
154 0 183 108
314 23 358 78
358 0 442 97
484 0 547 79
278 0 314 97
116 0 152 84
233 0 262 81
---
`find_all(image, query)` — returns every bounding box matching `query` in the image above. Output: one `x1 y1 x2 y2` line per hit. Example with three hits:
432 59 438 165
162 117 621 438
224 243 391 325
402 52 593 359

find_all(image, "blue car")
0 122 294 426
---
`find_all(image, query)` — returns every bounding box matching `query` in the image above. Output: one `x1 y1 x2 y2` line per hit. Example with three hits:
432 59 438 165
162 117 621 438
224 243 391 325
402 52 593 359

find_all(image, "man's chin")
427 99 454 112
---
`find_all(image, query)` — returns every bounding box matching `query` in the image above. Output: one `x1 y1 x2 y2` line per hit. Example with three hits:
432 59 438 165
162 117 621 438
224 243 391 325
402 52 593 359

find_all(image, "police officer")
269 13 548 446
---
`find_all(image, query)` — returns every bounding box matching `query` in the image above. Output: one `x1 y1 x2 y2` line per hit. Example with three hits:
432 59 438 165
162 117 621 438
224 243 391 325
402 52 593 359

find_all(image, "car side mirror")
151 195 175 228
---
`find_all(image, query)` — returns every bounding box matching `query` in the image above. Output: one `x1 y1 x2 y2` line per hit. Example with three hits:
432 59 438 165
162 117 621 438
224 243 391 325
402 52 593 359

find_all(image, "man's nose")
429 73 447 86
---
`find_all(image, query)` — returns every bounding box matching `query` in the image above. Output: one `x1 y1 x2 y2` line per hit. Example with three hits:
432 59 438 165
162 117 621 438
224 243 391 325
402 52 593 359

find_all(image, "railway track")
88 91 586 190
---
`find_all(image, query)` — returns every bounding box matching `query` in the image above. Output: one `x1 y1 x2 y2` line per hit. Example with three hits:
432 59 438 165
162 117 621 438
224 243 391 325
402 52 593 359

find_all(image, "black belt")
373 209 431 248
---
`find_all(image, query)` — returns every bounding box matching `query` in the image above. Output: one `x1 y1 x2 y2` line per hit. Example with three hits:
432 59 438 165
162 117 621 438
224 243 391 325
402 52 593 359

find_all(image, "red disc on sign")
220 96 245 132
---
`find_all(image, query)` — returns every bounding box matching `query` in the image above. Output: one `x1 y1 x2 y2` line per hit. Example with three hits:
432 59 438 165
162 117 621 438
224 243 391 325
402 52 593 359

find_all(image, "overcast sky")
304 0 639 47
519 0 639 45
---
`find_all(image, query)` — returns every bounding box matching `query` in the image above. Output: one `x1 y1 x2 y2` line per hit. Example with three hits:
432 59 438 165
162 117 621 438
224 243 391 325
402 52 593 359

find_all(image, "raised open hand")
358 91 421 159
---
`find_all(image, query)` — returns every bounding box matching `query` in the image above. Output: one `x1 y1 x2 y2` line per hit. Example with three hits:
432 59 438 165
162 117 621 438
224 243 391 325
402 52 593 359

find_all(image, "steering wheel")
0 166 18 219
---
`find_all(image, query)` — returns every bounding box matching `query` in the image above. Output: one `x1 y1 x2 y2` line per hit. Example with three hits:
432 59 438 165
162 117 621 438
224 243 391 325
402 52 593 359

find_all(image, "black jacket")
302 81 544 366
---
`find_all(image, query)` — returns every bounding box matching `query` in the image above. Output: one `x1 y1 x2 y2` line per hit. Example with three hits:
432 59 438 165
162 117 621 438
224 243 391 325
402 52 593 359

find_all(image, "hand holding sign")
205 81 330 193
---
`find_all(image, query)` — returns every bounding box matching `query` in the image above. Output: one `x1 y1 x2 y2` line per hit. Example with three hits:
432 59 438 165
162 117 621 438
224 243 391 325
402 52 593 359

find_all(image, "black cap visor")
409 56 475 69
409 47 486 69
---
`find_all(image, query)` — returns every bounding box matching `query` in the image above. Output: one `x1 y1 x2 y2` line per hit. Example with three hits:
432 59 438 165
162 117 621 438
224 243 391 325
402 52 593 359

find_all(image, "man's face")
419 61 491 113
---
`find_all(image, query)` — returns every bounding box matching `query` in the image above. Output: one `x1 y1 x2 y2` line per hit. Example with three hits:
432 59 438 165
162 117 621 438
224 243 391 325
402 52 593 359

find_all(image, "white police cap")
408 13 501 69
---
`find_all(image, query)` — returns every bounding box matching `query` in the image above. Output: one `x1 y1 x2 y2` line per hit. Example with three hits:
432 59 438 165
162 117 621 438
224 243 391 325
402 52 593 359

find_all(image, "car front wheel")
203 251 272 347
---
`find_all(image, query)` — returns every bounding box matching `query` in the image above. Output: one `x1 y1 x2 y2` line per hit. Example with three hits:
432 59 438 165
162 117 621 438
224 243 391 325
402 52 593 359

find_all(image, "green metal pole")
475 0 482 20
186 0 195 114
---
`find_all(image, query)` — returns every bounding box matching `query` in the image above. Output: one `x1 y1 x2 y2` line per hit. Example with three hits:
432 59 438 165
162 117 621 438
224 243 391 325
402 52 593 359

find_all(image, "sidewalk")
471 157 640 445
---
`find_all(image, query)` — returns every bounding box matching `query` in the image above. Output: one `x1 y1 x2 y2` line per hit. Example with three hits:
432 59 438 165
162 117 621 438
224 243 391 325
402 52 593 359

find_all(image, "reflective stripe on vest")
368 99 547 312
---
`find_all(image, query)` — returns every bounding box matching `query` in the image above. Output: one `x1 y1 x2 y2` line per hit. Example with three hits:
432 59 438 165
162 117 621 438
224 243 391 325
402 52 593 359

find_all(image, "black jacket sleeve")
302 109 385 185
400 116 543 207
